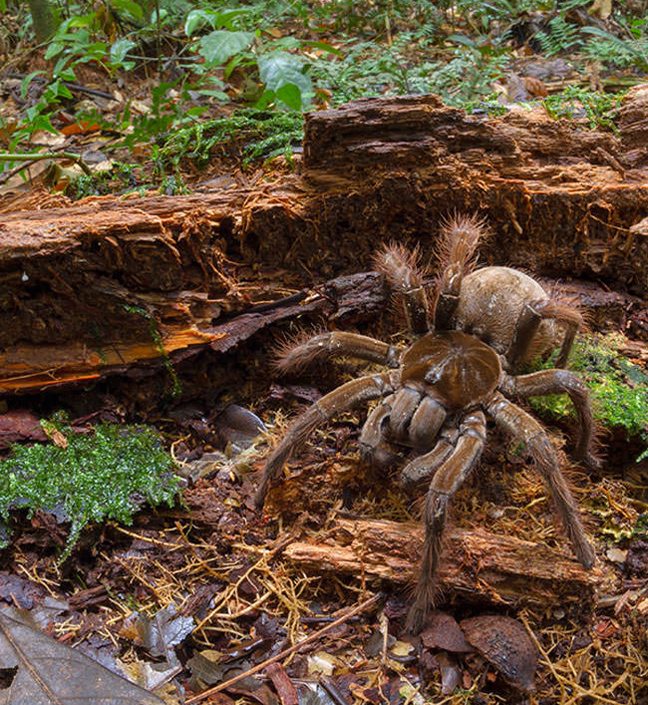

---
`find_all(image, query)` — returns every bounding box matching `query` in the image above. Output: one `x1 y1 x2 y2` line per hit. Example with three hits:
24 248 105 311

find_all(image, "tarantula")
255 215 599 634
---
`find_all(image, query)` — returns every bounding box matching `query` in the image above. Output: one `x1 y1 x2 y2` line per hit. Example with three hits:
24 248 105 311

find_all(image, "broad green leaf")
198 30 255 67
44 42 65 60
110 37 137 64
112 0 144 21
258 51 312 110
185 9 211 37
276 83 302 111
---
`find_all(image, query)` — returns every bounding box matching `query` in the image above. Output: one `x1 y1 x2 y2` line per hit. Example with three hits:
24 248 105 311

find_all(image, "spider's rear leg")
255 371 399 509
276 331 403 375
501 369 600 470
406 411 486 634
507 298 583 371
487 392 596 569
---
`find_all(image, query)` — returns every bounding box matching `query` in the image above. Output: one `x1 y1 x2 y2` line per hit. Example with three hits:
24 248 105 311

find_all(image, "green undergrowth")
158 108 305 175
530 333 648 461
0 418 181 560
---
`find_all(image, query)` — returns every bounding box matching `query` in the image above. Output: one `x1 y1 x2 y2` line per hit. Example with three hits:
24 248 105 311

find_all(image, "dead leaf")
129 604 195 659
0 609 164 704
420 612 472 654
0 411 48 448
460 615 538 692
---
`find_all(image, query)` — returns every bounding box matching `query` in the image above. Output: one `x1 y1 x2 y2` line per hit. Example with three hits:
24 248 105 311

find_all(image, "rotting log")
284 516 600 610
1 92 648 396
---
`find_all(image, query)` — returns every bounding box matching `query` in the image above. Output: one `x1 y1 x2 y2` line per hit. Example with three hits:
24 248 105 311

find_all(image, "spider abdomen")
401 330 501 409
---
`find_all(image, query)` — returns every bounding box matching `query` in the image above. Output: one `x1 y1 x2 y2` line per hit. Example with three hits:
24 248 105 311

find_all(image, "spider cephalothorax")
255 215 599 634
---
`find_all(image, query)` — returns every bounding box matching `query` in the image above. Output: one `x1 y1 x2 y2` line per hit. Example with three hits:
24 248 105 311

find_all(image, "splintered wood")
1 92 648 394
284 516 600 609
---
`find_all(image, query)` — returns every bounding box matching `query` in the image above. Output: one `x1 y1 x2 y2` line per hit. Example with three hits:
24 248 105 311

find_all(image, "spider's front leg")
487 392 596 570
500 369 600 469
255 371 399 509
405 411 486 634
375 244 430 336
276 331 403 375
433 215 486 329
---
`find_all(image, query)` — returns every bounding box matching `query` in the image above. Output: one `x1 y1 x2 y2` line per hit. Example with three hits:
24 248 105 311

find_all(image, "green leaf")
184 9 211 37
275 83 303 111
112 0 144 21
258 51 312 110
20 71 45 100
447 34 477 48
197 30 255 67
44 42 65 60
110 37 137 65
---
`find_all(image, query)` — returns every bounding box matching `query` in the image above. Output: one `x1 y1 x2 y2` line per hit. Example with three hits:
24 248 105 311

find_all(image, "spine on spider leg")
434 214 487 329
374 243 430 336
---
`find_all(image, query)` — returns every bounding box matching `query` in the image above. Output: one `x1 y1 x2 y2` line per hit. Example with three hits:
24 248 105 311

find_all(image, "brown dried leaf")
459 615 538 692
420 611 472 653
0 609 164 704
0 411 48 448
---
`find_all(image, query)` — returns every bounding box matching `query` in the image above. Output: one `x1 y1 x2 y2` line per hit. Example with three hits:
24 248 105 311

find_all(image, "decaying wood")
1 92 648 395
284 516 600 609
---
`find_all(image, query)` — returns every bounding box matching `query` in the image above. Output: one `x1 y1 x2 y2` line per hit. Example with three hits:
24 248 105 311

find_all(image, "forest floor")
1 2 648 704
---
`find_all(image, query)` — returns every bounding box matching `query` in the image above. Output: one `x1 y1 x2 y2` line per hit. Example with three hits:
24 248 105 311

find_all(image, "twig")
185 592 383 704
0 151 92 176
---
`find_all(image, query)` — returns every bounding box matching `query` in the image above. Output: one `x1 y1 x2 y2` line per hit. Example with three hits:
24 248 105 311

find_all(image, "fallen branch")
284 516 601 610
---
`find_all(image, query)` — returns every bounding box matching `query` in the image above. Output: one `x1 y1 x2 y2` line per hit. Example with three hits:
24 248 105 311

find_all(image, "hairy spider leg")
508 299 583 371
434 215 485 329
487 392 596 569
255 371 400 509
276 331 403 375
375 244 430 337
406 411 487 634
501 370 600 470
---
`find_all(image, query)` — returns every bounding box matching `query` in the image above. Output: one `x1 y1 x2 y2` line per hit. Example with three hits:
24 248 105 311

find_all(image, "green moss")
158 108 304 172
0 419 181 560
530 333 648 460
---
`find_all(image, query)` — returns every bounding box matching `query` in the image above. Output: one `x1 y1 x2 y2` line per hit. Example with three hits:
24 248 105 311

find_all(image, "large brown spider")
255 216 599 634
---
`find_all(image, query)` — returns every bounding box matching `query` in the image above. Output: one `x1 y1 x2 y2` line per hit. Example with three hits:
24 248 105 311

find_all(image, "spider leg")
507 298 582 371
255 371 399 509
276 331 403 375
434 214 485 329
501 370 600 469
406 411 486 634
375 244 430 336
487 392 596 570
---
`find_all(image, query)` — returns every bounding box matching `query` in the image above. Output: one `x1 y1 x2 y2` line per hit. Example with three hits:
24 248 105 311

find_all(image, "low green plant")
544 86 624 132
0 418 181 559
157 108 304 172
530 333 648 461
